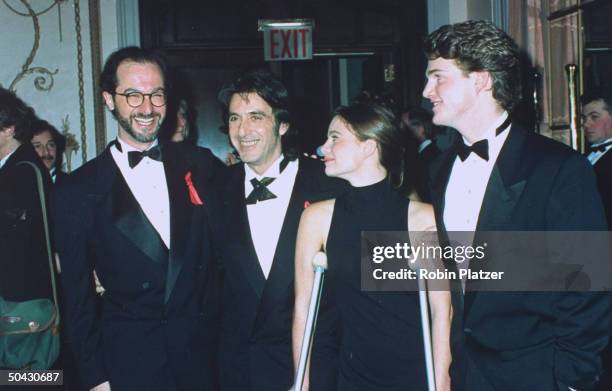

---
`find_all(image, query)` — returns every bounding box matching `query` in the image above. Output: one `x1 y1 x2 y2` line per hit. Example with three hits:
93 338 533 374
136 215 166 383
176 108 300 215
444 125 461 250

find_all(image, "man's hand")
90 381 111 391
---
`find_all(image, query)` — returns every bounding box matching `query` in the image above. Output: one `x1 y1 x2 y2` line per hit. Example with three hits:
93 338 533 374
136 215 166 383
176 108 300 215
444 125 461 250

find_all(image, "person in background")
582 92 612 226
0 88 61 388
401 106 441 202
31 119 67 183
30 117 85 390
169 99 190 142
402 106 440 165
0 87 53 304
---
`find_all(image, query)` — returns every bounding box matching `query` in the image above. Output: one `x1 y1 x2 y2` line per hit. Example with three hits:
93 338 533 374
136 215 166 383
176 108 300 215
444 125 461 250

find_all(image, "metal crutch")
418 277 436 391
294 252 328 391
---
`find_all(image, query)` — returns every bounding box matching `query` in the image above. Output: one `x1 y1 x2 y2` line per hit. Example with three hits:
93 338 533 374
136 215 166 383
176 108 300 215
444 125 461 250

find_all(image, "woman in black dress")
293 99 451 391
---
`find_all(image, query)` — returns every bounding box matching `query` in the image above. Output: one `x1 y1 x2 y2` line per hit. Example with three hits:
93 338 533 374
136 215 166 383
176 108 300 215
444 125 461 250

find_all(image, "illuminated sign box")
258 19 314 61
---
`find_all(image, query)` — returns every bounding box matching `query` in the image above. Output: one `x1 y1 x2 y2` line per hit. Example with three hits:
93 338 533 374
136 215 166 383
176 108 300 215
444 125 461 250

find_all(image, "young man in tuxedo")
53 47 225 391
212 69 343 391
582 93 612 226
423 20 612 390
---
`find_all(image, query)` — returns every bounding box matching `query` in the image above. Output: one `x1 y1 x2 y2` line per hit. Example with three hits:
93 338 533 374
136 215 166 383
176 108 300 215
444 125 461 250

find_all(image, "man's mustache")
132 113 160 120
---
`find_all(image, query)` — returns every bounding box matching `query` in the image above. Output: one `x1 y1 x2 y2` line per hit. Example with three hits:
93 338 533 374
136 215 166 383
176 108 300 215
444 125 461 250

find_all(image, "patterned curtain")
508 0 581 145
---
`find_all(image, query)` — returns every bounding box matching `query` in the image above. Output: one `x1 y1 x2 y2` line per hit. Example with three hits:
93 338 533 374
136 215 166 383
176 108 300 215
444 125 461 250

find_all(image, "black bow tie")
588 141 612 154
112 140 163 168
246 177 277 204
244 157 292 204
127 146 162 168
457 139 489 161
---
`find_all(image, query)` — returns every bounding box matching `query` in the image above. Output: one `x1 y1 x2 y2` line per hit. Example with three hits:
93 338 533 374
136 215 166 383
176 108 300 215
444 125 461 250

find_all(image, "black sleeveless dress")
326 179 427 391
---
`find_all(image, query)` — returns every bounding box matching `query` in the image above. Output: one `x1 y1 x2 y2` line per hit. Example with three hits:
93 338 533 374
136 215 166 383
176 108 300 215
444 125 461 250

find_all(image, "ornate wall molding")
1 0 121 169
3 0 60 93
73 0 87 162
61 114 79 172
89 0 105 155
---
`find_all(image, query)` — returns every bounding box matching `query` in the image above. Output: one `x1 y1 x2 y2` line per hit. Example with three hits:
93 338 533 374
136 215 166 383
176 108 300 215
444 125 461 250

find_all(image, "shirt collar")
244 154 284 181
114 137 159 153
462 111 509 146
418 139 433 153
591 137 612 148
459 111 510 164
0 145 18 169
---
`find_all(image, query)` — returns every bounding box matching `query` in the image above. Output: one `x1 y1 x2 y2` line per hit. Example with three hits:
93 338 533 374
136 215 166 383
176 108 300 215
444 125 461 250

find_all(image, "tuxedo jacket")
52 142 225 391
52 169 67 185
211 157 344 391
429 124 612 390
592 150 612 391
593 150 612 227
0 143 53 302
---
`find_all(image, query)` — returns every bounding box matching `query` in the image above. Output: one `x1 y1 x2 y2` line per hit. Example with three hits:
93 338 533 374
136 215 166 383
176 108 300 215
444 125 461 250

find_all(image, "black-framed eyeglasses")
114 91 167 108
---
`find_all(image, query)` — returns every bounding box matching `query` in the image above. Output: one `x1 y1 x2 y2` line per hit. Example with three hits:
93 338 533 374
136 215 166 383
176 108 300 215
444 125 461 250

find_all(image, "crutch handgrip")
312 251 328 271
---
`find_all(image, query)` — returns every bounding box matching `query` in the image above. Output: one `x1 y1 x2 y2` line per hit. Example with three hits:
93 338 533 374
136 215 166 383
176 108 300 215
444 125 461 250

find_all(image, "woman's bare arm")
292 200 334 390
409 201 452 391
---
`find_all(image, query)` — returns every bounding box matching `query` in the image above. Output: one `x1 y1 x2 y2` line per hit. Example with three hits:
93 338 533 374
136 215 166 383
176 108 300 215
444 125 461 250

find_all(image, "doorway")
165 52 391 160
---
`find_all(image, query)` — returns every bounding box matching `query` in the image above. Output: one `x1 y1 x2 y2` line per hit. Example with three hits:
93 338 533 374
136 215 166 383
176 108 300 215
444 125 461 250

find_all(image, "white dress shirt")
244 155 299 279
111 138 170 248
418 139 433 153
49 167 57 183
443 112 510 290
443 112 511 234
587 137 612 165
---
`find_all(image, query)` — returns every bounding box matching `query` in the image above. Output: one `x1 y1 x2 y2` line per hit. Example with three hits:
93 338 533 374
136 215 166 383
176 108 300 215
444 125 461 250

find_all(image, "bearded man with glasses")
53 46 226 391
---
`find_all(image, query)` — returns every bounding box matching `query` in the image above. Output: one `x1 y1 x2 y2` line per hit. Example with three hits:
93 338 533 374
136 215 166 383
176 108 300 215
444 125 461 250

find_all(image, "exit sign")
259 19 314 61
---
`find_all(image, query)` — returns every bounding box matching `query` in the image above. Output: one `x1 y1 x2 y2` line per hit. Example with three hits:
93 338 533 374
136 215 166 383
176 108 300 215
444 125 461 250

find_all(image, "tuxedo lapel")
228 165 266 298
252 163 307 330
102 149 169 267
474 167 525 232
161 144 194 303
465 126 528 314
475 127 527 232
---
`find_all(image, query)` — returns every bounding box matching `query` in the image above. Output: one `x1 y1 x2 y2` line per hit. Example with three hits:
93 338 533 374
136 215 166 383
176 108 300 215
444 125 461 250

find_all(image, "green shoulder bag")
0 161 60 369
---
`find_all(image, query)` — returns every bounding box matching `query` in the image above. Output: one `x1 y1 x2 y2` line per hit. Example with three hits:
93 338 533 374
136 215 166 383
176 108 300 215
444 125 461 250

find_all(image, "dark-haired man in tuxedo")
582 93 612 226
53 47 224 391
424 20 612 390
0 87 53 304
31 119 67 183
212 69 343 391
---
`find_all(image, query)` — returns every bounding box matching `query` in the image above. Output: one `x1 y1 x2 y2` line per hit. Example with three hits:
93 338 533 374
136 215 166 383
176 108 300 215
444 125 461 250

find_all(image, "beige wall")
428 0 496 32
0 0 135 171
467 0 493 22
